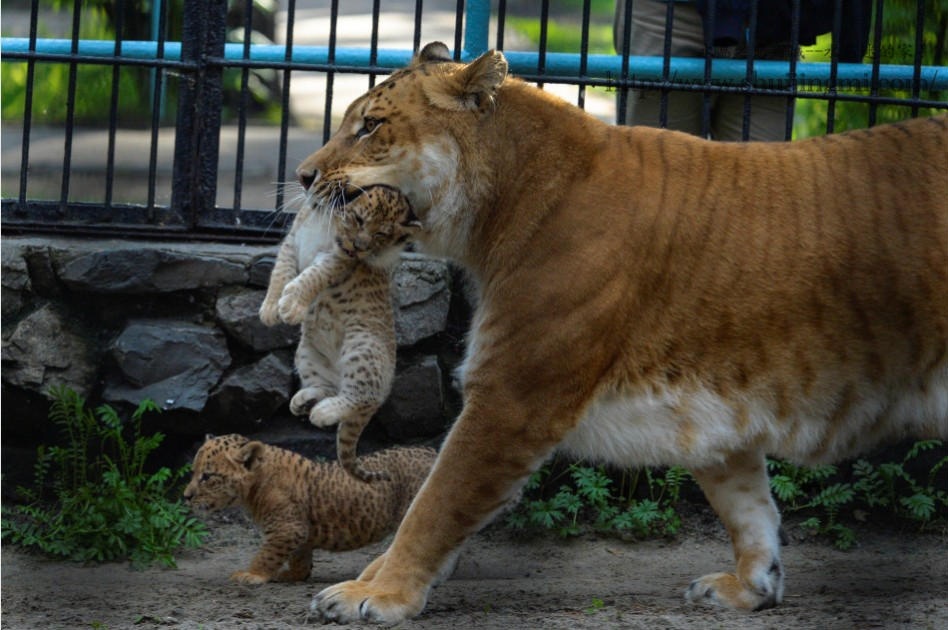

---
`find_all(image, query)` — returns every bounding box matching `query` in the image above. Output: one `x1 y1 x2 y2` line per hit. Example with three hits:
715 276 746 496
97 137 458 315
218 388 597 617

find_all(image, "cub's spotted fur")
183 434 436 584
259 185 421 482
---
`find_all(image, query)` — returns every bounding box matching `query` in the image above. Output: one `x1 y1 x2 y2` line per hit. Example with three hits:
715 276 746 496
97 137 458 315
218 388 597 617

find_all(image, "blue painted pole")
463 0 491 59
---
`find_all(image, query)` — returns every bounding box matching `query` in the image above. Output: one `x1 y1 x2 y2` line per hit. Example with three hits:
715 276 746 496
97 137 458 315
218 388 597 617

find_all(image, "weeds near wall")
508 441 947 548
1 386 207 568
769 440 948 549
506 461 687 538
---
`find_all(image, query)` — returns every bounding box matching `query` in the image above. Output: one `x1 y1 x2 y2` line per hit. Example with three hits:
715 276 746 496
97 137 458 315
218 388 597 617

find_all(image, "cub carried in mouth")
183 434 437 584
259 185 421 482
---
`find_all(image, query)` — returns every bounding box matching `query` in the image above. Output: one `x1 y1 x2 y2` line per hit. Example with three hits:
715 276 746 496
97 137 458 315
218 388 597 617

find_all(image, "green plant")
585 596 606 614
793 0 947 138
768 440 948 549
1 5 155 125
1 386 207 568
506 461 687 539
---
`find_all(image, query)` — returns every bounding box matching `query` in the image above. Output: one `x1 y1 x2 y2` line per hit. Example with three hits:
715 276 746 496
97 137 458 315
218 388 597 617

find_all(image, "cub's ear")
415 41 452 64
235 441 265 469
423 49 508 114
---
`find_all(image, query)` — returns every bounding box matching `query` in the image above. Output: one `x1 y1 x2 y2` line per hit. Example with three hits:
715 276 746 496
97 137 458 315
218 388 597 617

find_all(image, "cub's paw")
309 580 426 625
307 397 345 428
277 282 308 325
289 389 321 417
685 570 781 611
230 570 269 585
277 296 307 326
258 300 280 327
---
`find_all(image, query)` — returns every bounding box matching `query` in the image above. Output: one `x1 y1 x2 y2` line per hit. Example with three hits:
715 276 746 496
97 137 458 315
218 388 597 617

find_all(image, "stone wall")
1 236 470 486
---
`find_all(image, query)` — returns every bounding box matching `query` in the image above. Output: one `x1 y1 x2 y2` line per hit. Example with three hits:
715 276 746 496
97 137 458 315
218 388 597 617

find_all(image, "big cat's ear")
415 41 452 64
423 49 508 115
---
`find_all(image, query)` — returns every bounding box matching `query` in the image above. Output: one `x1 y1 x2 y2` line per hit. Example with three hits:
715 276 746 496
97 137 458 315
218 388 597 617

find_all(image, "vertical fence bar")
537 0 550 88
16 0 40 212
785 0 801 140
741 0 759 140
910 0 926 117
412 0 424 52
275 0 297 213
323 0 340 144
577 0 592 109
701 0 715 137
659 1 675 129
59 0 82 212
495 0 507 50
824 0 842 134
453 0 465 60
234 0 255 211
146 0 168 214
369 0 381 88
617 0 634 125
172 0 226 227
867 0 885 127
104 0 126 208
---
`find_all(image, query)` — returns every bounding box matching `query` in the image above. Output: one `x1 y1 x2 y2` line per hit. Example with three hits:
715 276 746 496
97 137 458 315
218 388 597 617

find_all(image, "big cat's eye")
357 117 382 138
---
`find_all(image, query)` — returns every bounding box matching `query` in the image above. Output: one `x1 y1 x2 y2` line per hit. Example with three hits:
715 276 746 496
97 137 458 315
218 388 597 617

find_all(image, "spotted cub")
183 434 437 585
259 185 421 482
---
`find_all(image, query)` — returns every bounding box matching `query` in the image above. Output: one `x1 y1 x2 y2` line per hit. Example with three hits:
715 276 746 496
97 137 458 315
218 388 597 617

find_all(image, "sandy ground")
3 508 946 630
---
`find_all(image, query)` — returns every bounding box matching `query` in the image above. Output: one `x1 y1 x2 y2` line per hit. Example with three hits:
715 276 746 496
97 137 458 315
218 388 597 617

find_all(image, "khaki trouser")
614 0 792 141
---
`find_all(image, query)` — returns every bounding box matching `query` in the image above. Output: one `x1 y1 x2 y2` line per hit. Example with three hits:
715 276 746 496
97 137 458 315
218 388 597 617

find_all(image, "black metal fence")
2 0 946 242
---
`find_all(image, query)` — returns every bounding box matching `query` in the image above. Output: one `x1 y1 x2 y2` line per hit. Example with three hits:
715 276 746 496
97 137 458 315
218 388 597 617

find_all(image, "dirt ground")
3 508 946 630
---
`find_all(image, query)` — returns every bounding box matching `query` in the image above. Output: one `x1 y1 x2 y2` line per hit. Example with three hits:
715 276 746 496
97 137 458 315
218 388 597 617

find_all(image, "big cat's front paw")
685 569 782 611
309 580 427 625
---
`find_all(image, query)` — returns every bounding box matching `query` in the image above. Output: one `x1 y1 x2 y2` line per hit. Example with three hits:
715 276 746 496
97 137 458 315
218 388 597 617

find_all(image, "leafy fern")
1 386 207 568
507 461 687 539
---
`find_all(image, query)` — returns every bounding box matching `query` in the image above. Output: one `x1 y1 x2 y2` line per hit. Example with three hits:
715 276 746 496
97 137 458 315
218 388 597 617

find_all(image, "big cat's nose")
297 166 319 191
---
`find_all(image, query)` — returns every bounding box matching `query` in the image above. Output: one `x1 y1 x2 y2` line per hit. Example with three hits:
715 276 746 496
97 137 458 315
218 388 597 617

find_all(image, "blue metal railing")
3 38 946 93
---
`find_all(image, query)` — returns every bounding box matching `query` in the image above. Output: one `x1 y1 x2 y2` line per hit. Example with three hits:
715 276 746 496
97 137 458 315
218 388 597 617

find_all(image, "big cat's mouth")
340 187 365 205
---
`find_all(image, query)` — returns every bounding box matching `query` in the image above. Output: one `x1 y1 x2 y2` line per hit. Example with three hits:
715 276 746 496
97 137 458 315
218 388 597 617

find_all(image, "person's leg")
614 0 710 135
712 93 793 141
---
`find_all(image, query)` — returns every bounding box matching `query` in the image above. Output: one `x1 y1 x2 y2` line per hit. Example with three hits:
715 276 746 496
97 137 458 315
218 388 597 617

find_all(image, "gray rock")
1 303 97 397
392 254 451 347
105 319 231 411
215 288 299 351
1 245 31 319
249 255 276 288
56 248 247 293
378 355 446 440
207 352 294 427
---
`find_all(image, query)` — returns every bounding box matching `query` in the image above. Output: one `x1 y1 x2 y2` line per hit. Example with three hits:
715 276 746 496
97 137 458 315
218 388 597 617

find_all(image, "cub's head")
333 184 421 262
296 42 508 257
183 434 266 512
